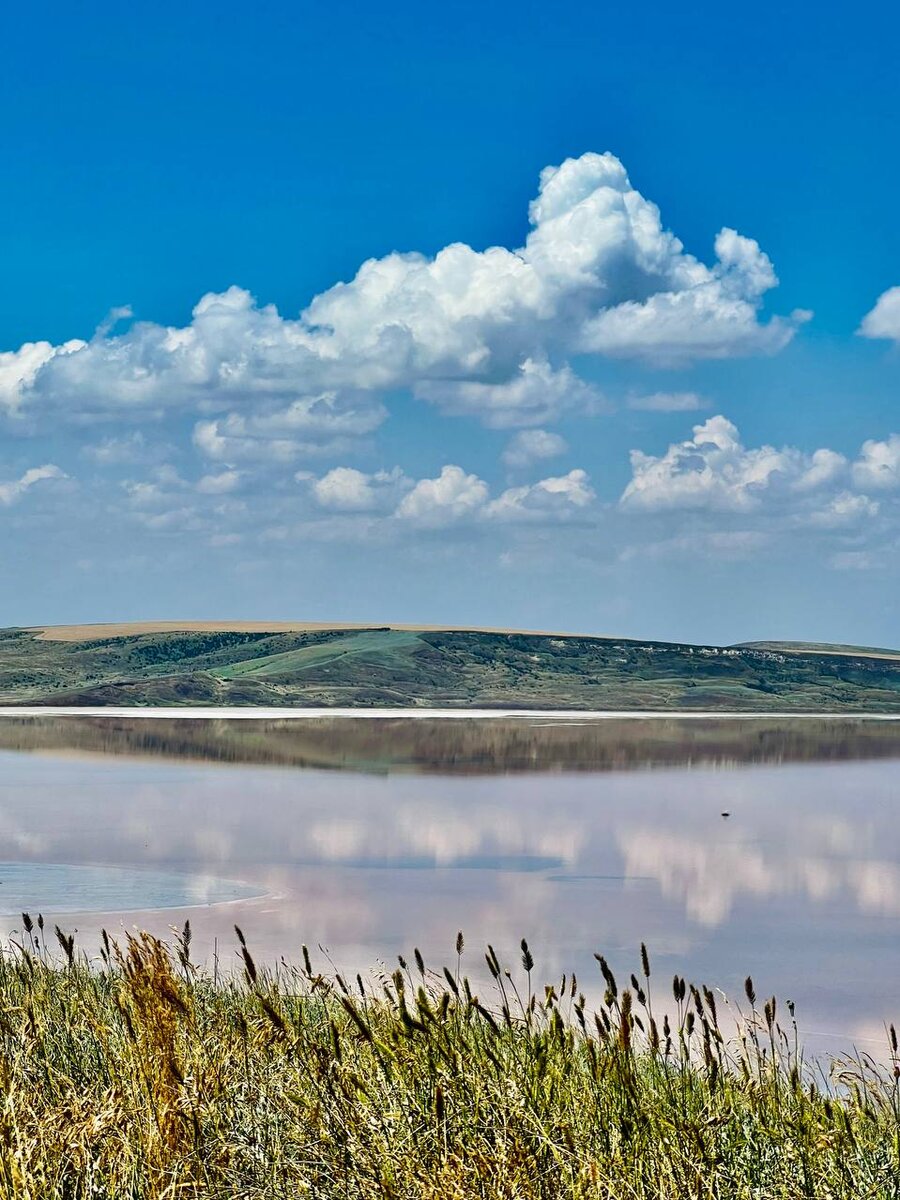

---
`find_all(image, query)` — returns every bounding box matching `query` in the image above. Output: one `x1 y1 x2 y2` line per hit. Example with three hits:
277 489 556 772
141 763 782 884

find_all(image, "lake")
0 713 899 1051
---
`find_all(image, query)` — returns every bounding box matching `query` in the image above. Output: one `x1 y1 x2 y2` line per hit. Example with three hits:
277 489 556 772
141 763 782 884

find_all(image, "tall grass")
0 919 898 1197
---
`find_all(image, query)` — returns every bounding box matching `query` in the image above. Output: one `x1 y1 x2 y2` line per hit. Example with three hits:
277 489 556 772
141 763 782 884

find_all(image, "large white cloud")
0 153 803 440
621 416 811 511
620 416 889 526
0 464 65 506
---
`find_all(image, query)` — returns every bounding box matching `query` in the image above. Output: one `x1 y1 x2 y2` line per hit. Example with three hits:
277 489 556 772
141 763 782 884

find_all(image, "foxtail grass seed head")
520 938 534 973
595 955 617 999
641 942 651 978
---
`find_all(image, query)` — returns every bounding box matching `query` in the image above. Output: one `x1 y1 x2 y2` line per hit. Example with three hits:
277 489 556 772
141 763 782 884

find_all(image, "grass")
2 925 900 1197
211 630 423 680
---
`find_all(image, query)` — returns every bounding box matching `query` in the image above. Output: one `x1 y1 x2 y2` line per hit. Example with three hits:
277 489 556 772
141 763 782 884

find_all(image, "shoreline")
0 706 899 721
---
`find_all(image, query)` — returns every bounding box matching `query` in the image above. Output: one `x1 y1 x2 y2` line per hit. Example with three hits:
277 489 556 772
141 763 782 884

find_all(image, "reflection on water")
1 713 900 773
0 725 898 1045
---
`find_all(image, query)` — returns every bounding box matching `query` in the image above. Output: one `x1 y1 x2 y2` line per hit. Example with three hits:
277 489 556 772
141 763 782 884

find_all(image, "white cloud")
0 464 65 506
193 389 384 462
122 465 185 508
485 470 595 521
311 466 409 512
395 465 489 525
626 391 705 412
415 359 604 427
852 434 900 490
620 416 891 517
502 428 569 468
792 447 847 492
859 286 900 342
302 461 595 528
620 416 809 511
575 227 809 365
196 470 241 495
0 340 85 414
807 491 879 527
618 418 893 566
0 152 802 439
123 464 245 510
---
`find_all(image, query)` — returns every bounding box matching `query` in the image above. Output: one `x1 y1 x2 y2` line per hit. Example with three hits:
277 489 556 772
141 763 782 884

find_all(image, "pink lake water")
0 720 898 1050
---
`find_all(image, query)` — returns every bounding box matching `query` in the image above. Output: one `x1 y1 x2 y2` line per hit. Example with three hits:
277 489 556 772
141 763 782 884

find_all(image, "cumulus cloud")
192 388 384 463
852 434 900 490
859 286 900 342
502 428 569 468
577 228 809 364
310 466 409 512
620 416 813 511
0 153 802 443
302 461 596 528
395 465 490 525
792 447 847 492
485 470 595 521
0 464 65 506
618 416 895 521
415 359 604 427
807 491 880 527
0 340 85 415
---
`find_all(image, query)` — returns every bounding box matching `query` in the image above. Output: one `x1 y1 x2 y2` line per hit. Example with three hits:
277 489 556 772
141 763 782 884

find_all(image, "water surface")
0 716 898 1049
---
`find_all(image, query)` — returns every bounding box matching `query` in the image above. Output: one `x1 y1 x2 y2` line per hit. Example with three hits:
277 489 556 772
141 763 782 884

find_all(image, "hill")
0 623 898 711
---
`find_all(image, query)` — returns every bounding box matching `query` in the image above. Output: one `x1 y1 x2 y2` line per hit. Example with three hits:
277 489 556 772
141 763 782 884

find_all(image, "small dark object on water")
721 812 730 818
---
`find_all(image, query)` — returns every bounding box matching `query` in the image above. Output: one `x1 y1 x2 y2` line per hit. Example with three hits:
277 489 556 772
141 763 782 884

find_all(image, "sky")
1 0 899 646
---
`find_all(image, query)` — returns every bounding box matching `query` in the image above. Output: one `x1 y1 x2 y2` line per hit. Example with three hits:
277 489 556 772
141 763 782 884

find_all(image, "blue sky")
1 0 899 645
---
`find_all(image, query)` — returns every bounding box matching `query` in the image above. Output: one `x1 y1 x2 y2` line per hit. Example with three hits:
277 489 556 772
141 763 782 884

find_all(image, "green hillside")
0 625 899 711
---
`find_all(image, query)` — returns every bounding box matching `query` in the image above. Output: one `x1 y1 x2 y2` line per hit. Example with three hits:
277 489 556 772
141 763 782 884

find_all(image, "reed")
0 921 897 1198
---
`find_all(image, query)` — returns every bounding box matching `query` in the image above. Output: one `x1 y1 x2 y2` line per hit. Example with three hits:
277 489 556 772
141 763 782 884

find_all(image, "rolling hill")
0 623 898 711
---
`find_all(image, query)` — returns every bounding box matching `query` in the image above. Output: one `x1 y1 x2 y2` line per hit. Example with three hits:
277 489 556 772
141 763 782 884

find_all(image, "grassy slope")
0 625 899 711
